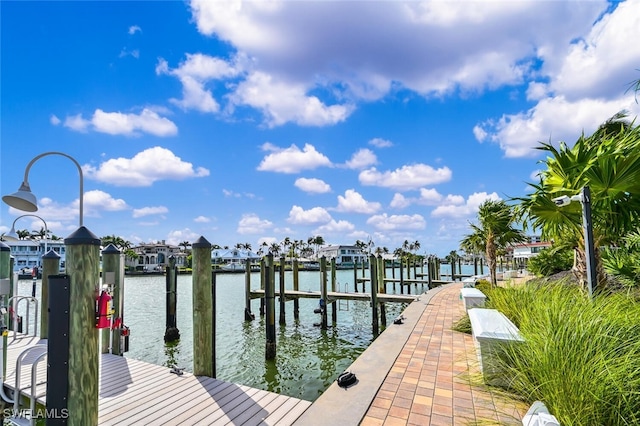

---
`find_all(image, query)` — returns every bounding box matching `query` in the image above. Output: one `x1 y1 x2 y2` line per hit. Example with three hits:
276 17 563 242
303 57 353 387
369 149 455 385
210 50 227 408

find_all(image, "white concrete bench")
460 288 486 310
468 308 523 387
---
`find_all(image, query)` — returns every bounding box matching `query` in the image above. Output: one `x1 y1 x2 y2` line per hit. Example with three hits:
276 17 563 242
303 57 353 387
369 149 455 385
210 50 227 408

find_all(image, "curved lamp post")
2 151 84 227
2 151 99 424
4 214 49 258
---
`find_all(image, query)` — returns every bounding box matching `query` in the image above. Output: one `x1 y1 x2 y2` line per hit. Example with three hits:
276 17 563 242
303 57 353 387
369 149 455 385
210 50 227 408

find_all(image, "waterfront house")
128 241 188 272
211 248 260 271
316 244 367 268
5 238 66 272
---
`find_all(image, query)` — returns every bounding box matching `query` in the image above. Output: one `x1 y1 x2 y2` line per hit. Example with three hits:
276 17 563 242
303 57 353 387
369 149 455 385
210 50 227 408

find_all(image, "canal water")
15 265 478 401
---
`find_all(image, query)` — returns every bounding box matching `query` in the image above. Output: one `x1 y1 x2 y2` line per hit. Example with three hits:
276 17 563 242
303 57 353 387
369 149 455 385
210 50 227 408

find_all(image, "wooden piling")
211 271 217 378
320 256 328 329
451 261 456 282
40 249 60 340
163 255 180 343
0 242 10 378
399 259 404 294
279 255 286 325
260 258 265 316
244 259 254 320
331 258 337 324
369 255 379 335
474 257 479 275
265 254 276 360
427 258 433 289
293 258 299 320
377 256 386 328
353 260 358 293
192 236 213 377
64 226 101 425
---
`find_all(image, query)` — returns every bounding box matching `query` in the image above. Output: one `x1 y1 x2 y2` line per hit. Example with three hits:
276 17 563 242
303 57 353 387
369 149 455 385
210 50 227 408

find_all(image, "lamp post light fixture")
553 186 597 297
2 151 84 227
4 214 50 258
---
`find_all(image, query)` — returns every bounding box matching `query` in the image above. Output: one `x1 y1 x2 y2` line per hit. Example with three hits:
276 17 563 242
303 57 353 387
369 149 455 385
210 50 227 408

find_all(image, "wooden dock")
3 334 311 425
249 289 418 304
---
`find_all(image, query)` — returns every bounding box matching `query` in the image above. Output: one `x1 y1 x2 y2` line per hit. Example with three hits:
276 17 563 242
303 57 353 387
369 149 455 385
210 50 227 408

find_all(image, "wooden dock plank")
3 334 311 426
139 377 228 425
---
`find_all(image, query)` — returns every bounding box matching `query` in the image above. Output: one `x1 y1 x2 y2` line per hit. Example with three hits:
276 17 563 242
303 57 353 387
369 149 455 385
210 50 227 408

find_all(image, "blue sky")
1 0 639 257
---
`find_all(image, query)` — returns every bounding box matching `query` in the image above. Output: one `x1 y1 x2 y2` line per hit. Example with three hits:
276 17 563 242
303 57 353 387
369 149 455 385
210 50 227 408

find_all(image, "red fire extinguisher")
96 290 112 329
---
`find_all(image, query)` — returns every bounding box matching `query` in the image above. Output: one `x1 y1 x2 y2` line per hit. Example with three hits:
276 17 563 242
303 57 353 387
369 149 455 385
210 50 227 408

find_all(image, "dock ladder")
6 344 48 426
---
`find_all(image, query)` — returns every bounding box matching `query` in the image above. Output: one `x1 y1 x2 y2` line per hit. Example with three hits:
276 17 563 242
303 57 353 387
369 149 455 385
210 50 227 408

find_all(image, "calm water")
15 264 477 401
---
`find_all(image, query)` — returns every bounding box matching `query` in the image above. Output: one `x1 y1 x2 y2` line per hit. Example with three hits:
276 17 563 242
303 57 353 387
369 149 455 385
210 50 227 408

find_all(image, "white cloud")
119 48 140 59
64 109 177 137
230 71 354 127
335 189 381 214
369 138 393 148
166 228 202 246
477 1 640 157
257 143 331 173
194 216 211 223
84 146 210 187
359 164 452 191
128 25 142 35
132 206 168 218
345 148 377 170
237 213 273 234
83 190 129 213
287 205 331 225
313 219 355 235
367 213 426 231
50 115 61 126
431 191 501 218
156 54 241 113
294 177 331 194
476 95 640 158
64 114 91 132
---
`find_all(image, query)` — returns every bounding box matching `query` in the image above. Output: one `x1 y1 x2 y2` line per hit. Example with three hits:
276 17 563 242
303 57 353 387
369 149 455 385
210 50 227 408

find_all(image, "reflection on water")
15 265 475 401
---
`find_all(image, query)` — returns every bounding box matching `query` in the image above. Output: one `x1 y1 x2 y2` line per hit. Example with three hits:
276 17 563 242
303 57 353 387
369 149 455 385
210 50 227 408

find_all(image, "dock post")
369 255 379 335
0 243 10 379
244 259 254 321
378 256 386 328
391 260 396 291
212 271 217 378
427 257 433 289
320 256 328 329
293 258 299 320
331 258 337 324
481 257 485 275
279 255 286 325
451 261 456 282
474 257 478 275
399 258 404 294
192 236 213 377
60 226 101 425
102 244 123 353
353 260 358 293
260 258 265 316
40 249 60 340
265 254 276 360
164 255 180 342
361 259 366 292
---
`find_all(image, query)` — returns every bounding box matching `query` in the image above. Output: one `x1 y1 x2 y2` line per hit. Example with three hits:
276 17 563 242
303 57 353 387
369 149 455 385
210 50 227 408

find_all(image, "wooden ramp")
3 334 311 425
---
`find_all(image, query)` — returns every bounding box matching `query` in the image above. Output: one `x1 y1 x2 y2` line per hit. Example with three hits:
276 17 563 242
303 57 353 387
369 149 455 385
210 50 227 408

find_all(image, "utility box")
0 278 10 295
460 288 486 310
468 308 523 387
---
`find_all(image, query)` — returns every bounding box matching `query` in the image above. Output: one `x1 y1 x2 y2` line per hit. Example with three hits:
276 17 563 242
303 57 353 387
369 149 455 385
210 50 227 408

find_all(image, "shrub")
527 247 573 277
490 283 640 425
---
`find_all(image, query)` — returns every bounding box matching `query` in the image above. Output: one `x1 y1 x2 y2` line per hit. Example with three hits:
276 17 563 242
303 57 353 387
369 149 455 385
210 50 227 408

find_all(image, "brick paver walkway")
361 283 528 425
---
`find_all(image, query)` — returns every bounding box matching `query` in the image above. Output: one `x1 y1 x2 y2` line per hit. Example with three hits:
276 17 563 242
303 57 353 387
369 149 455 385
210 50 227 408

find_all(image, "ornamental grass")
485 282 640 425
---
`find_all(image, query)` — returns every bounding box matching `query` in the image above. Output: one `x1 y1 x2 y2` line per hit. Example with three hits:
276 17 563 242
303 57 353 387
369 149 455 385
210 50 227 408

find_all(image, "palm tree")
269 242 281 256
462 200 526 286
179 241 191 252
514 114 640 292
17 229 30 240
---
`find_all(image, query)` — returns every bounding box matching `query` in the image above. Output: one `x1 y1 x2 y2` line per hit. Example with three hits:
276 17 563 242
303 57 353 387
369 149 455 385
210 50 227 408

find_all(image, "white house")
4 239 66 272
128 241 188 272
316 245 367 268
